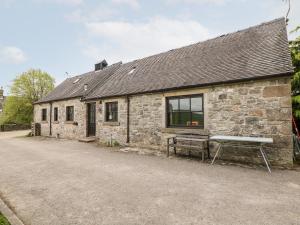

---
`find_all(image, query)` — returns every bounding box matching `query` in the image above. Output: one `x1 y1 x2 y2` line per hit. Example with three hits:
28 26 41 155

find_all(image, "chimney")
95 59 108 71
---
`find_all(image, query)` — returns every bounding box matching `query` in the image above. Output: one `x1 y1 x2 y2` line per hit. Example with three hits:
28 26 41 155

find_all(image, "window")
41 108 47 121
73 78 81 84
66 106 74 121
54 107 58 121
105 102 118 122
167 94 204 128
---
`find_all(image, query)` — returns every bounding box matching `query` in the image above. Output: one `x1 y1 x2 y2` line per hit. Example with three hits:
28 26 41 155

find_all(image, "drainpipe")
126 95 130 143
49 102 52 136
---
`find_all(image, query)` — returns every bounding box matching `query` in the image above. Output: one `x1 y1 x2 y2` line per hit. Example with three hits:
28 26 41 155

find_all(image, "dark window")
167 94 204 128
105 102 118 122
41 108 47 121
54 107 58 121
66 106 74 121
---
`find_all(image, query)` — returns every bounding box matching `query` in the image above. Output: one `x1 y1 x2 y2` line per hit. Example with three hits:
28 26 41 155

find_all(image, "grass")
0 212 10 225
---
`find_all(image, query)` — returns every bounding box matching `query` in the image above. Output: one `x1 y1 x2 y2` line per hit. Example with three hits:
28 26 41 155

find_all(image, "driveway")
0 131 300 225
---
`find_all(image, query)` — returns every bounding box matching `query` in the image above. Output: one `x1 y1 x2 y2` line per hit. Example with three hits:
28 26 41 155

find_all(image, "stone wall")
97 76 293 166
34 98 87 139
34 103 51 136
96 98 128 145
95 95 163 148
34 76 293 166
206 77 293 166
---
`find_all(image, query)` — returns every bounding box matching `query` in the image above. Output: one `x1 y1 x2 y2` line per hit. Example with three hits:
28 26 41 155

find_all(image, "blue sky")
0 0 299 94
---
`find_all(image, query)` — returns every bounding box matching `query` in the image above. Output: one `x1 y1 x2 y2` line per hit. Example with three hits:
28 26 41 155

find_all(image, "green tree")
0 69 55 125
291 29 300 118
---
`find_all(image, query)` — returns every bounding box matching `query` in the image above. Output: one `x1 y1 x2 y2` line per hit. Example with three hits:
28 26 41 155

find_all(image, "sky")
0 0 299 94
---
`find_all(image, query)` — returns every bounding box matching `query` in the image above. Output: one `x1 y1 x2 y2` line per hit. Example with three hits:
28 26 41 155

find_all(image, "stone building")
34 18 294 166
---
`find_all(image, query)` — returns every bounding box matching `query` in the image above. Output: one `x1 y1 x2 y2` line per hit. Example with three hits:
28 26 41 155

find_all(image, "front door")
87 102 96 137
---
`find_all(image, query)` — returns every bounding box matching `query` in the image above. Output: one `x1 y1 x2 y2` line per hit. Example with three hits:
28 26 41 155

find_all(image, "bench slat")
175 137 208 142
169 144 206 149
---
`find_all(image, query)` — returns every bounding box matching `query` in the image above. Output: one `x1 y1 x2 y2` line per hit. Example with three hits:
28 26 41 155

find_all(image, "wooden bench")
166 132 210 161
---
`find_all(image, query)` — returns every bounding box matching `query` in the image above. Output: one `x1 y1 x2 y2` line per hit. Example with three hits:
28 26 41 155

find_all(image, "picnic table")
210 135 273 173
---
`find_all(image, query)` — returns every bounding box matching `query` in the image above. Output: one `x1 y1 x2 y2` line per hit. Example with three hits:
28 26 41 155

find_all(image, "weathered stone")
263 85 290 98
266 108 291 121
245 117 259 125
249 88 262 95
249 109 264 117
279 97 292 108
218 93 227 100
34 77 294 166
238 88 248 95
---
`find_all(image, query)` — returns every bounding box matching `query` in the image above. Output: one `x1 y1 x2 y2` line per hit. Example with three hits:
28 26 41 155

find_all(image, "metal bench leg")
173 138 177 155
211 143 222 165
202 151 204 162
167 139 169 157
207 141 211 159
259 145 271 173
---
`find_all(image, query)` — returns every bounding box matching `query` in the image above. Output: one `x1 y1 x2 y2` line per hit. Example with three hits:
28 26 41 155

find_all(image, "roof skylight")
73 78 81 84
128 67 136 74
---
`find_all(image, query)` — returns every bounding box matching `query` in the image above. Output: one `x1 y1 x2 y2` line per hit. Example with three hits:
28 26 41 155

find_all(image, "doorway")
87 102 96 137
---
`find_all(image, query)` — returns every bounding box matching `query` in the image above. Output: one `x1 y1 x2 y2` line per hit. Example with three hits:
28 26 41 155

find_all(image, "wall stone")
34 76 293 166
34 99 87 139
97 98 128 145
205 77 293 166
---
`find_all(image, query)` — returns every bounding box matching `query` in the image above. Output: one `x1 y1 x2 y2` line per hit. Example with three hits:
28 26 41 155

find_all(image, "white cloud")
82 17 211 63
111 0 139 9
65 7 116 23
33 0 83 6
0 46 27 64
165 0 227 5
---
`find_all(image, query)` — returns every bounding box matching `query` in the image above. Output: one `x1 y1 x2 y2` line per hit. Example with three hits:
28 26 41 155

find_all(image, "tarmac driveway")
0 131 300 225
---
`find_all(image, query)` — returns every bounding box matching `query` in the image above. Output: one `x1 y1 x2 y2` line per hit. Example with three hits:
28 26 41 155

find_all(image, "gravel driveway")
0 131 300 225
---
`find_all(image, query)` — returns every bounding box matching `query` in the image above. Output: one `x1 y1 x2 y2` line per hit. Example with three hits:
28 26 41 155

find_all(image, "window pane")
106 102 118 122
42 109 47 121
112 112 118 121
191 97 202 111
168 112 180 126
168 99 178 112
70 107 74 121
180 112 191 126
179 98 190 111
66 106 74 121
54 108 58 121
111 102 118 112
191 112 204 127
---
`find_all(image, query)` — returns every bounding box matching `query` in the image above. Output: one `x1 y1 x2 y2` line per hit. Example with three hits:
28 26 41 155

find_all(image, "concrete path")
0 131 300 225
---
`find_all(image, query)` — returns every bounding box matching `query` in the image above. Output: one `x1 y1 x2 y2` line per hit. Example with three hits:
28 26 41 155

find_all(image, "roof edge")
34 95 82 105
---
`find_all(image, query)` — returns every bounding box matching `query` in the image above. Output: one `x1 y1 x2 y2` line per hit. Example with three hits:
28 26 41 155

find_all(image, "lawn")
0 212 10 225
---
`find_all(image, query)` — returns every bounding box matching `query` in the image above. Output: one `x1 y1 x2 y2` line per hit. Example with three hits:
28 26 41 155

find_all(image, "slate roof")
35 62 121 103
85 17 293 100
37 18 293 104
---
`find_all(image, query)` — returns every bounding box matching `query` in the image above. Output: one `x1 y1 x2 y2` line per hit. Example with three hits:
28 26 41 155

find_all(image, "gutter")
49 102 52 136
126 95 130 143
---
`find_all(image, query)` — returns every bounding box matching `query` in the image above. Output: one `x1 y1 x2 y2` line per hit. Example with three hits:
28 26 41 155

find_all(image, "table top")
209 135 273 144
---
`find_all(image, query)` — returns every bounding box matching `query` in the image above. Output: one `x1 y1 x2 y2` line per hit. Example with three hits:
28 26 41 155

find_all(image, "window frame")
41 108 47 121
66 106 74 122
53 107 58 122
105 102 118 122
166 94 204 129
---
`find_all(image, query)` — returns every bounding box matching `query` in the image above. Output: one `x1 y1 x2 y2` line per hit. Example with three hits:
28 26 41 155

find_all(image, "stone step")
78 137 97 143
